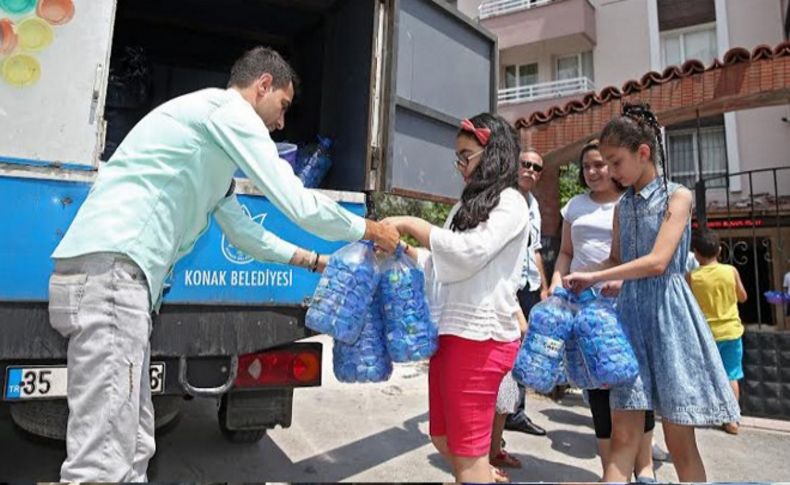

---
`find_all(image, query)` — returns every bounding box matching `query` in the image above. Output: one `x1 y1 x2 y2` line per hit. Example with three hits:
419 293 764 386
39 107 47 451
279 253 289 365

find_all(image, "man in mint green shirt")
48 46 399 482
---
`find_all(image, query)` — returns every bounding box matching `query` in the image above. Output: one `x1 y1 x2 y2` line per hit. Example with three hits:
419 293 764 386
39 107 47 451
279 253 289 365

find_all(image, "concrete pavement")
1 335 789 482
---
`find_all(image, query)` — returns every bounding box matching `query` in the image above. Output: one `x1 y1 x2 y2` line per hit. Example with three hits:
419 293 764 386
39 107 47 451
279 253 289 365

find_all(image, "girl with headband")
383 113 528 483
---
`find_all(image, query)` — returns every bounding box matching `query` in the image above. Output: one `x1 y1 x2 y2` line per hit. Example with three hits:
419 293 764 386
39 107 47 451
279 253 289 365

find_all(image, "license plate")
4 363 166 400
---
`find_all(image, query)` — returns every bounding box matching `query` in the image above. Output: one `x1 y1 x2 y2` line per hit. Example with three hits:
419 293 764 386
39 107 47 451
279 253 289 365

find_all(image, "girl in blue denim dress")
563 103 740 483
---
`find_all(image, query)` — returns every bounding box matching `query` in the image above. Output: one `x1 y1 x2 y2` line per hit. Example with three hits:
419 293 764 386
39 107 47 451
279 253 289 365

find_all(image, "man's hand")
600 280 623 298
364 219 400 253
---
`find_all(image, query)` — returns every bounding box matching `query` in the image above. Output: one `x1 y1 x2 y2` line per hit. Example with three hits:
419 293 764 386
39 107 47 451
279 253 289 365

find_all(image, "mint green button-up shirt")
53 88 366 307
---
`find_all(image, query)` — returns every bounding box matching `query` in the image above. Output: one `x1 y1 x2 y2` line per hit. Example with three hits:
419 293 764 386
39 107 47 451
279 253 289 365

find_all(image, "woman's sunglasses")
454 149 484 170
520 160 544 173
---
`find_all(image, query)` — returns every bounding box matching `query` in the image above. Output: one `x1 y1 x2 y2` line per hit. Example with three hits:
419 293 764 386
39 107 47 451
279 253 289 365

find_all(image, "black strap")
225 179 236 198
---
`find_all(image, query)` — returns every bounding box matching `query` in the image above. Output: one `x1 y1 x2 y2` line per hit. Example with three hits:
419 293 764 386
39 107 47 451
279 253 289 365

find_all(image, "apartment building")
453 0 788 203
451 0 790 327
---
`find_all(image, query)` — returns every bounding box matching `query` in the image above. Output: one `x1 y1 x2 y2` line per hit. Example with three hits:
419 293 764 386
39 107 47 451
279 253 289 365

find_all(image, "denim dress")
613 177 741 425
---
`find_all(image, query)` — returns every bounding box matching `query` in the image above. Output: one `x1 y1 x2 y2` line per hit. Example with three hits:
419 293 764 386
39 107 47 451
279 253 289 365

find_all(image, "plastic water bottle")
306 241 379 344
512 287 575 393
574 289 639 387
333 293 393 383
564 330 600 390
380 245 438 362
298 136 333 188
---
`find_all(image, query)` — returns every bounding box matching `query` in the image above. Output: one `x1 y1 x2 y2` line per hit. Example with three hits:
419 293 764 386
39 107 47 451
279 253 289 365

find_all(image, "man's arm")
215 195 326 271
206 98 398 252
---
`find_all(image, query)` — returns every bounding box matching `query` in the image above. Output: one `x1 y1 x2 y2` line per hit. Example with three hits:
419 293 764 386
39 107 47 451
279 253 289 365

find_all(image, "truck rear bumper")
0 302 314 359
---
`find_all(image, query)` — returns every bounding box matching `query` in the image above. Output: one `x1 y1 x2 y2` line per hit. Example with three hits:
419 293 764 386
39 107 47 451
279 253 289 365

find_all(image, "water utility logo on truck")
181 205 294 288
221 205 265 265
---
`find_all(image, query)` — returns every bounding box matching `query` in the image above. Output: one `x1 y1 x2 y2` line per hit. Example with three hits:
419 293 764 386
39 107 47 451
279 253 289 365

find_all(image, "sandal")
490 465 510 483
490 449 522 469
635 475 658 483
722 422 739 435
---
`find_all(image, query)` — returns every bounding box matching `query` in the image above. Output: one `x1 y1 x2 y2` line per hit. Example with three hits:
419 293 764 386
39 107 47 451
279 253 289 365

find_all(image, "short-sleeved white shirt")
561 192 621 272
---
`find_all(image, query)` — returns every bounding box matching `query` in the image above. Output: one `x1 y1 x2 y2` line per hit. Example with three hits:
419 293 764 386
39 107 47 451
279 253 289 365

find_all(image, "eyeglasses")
454 149 484 170
520 160 544 173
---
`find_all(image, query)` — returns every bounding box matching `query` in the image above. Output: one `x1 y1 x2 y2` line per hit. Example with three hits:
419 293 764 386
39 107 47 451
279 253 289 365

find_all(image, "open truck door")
0 1 116 170
0 0 496 445
376 0 497 202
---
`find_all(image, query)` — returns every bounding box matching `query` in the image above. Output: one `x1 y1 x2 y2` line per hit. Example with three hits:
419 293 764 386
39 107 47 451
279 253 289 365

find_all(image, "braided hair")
599 102 669 209
451 113 520 232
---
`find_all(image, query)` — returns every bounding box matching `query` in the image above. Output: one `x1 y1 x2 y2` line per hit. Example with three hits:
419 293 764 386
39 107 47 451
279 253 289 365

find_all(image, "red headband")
460 119 491 146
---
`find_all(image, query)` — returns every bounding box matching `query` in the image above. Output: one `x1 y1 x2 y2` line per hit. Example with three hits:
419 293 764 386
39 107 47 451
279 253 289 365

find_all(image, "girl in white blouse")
383 113 528 483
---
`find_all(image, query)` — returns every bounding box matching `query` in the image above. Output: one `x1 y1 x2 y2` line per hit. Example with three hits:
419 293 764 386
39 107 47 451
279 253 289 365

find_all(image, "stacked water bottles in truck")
306 242 438 383
234 135 333 188
512 287 639 393
295 136 333 189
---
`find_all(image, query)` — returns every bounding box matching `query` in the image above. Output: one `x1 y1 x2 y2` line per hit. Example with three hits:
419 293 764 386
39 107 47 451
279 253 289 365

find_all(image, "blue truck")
0 0 495 443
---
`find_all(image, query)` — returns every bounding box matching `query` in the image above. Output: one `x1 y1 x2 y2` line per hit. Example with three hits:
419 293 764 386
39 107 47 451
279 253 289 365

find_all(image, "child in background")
383 114 527 483
688 228 748 435
563 103 740 482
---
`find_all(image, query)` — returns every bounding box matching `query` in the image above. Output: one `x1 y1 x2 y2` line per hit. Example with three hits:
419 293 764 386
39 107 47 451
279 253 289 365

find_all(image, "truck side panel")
0 174 364 305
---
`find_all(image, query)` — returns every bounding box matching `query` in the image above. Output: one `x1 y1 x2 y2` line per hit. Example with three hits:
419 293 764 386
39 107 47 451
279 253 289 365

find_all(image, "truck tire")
217 394 267 444
9 396 183 441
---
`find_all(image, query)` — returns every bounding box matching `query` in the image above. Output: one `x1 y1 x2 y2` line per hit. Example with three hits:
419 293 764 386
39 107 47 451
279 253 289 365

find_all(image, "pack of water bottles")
574 289 639 387
380 246 438 362
305 241 379 344
333 294 393 383
564 330 600 390
513 286 639 392
308 240 437 383
297 136 333 188
512 288 576 393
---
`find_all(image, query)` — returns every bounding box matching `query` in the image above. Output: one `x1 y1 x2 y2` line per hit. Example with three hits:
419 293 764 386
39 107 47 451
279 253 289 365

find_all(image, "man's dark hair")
228 46 299 91
691 228 720 259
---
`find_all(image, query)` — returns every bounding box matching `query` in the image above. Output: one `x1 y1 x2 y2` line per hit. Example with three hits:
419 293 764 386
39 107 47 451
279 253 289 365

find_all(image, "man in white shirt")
505 148 549 436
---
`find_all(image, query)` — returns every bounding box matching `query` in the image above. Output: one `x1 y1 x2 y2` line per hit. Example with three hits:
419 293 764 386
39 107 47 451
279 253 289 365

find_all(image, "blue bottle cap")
394 243 405 258
552 287 571 300
577 288 597 304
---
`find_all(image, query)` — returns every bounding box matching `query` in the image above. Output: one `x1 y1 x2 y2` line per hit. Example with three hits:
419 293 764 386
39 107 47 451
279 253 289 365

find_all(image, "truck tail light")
234 344 322 389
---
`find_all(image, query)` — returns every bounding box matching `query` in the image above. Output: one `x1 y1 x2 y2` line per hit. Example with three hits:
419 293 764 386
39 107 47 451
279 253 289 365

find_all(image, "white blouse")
416 188 528 342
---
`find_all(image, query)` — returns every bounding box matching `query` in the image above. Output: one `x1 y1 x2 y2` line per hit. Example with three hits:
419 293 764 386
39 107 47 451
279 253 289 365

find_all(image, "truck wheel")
218 394 267 444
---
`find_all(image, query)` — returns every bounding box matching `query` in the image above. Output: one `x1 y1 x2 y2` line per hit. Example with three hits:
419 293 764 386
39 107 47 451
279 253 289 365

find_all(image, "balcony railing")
479 0 555 20
497 76 595 105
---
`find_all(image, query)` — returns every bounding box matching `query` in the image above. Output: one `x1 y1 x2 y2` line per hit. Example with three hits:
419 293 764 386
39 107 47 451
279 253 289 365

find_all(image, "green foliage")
369 192 452 247
558 163 586 208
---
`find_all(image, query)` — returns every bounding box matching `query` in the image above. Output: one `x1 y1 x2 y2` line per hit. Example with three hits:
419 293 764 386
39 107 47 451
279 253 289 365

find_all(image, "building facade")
452 0 790 326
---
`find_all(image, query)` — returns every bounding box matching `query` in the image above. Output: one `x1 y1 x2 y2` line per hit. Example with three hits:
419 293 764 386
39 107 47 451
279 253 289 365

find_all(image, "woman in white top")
383 113 527 483
549 139 656 481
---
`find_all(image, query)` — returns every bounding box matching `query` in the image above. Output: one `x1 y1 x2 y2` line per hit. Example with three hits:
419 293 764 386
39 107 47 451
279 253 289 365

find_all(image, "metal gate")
694 166 790 420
